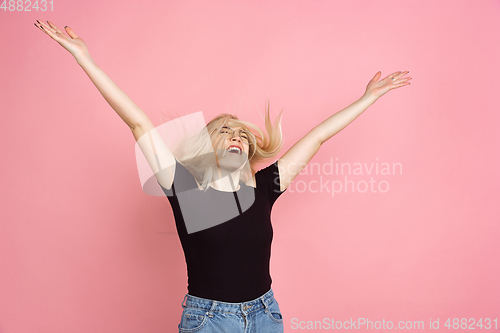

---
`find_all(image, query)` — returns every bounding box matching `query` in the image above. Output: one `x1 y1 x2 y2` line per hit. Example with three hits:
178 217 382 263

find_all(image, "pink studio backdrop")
1 0 499 332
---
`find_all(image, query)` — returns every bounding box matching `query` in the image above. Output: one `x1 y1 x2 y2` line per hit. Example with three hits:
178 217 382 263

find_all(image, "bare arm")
76 57 177 189
76 55 151 130
35 20 176 189
278 71 411 191
34 20 150 130
133 120 176 190
276 94 376 191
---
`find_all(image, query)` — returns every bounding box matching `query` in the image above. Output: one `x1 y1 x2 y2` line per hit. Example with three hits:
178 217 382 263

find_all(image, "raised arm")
34 20 176 189
34 20 151 131
277 71 411 191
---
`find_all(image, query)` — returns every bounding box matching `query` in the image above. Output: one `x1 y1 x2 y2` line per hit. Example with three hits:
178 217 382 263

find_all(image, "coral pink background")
1 0 499 332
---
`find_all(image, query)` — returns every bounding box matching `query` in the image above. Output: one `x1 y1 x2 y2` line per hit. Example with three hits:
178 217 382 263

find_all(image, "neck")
210 166 241 191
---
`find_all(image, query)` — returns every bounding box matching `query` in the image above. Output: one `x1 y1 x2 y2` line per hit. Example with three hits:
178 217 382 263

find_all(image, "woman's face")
213 125 251 170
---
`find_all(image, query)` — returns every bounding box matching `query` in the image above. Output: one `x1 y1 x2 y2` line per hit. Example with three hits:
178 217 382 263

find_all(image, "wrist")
75 52 95 67
361 92 378 104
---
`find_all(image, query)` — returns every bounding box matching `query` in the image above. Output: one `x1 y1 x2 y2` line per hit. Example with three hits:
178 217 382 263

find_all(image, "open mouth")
227 146 242 155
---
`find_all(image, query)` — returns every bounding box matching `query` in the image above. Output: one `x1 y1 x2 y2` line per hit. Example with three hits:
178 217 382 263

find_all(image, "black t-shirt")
157 158 286 302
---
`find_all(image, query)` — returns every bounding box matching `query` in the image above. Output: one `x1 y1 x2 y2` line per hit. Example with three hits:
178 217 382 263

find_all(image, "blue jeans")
178 288 284 333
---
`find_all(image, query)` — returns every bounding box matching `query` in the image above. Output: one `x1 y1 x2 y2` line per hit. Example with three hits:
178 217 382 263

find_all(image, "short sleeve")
157 158 199 197
255 160 287 205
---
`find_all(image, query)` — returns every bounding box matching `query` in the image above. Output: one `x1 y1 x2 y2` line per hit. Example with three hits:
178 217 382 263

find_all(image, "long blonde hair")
166 99 284 192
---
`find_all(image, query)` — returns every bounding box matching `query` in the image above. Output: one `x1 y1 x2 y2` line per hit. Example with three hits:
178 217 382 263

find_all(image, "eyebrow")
222 125 244 130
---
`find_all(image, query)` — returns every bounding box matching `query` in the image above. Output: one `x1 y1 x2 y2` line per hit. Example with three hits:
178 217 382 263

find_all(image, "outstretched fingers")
49 21 79 39
392 71 411 86
46 20 66 36
34 20 75 40
35 19 58 37
395 77 412 87
382 71 401 82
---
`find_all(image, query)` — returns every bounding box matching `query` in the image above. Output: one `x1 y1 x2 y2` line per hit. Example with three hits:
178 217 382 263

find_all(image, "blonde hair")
166 99 284 192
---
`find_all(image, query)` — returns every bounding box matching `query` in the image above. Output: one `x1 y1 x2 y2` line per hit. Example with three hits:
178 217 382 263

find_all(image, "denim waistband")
181 288 275 316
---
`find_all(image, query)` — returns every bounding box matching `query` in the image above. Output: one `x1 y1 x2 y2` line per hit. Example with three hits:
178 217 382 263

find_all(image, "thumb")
64 26 79 39
371 71 381 81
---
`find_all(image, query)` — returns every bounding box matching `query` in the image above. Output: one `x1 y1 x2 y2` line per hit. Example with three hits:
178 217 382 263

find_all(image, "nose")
230 135 242 143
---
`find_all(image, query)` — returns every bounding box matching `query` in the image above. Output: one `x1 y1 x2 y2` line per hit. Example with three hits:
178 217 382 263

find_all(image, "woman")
34 20 411 332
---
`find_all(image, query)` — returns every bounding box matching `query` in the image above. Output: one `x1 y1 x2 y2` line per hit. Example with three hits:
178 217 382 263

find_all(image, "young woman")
34 20 411 333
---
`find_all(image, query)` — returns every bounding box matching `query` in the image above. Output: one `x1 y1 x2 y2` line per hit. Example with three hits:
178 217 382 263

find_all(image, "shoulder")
245 175 256 188
246 161 277 189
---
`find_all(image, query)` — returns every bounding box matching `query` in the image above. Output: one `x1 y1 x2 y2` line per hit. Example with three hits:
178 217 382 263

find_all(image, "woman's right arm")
35 20 176 189
76 55 177 189
77 55 178 189
77 54 152 133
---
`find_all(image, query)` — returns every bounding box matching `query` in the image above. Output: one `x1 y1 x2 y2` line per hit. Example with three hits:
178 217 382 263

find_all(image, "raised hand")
34 20 90 61
364 71 411 100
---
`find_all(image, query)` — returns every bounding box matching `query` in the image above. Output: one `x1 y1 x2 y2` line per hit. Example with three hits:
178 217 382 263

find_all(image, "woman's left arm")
277 70 411 191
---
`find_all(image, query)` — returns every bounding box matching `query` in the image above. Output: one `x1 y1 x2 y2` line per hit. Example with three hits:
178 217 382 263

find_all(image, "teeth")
228 147 241 154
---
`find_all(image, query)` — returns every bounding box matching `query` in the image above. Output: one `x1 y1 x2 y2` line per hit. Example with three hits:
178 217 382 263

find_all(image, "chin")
216 149 248 169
